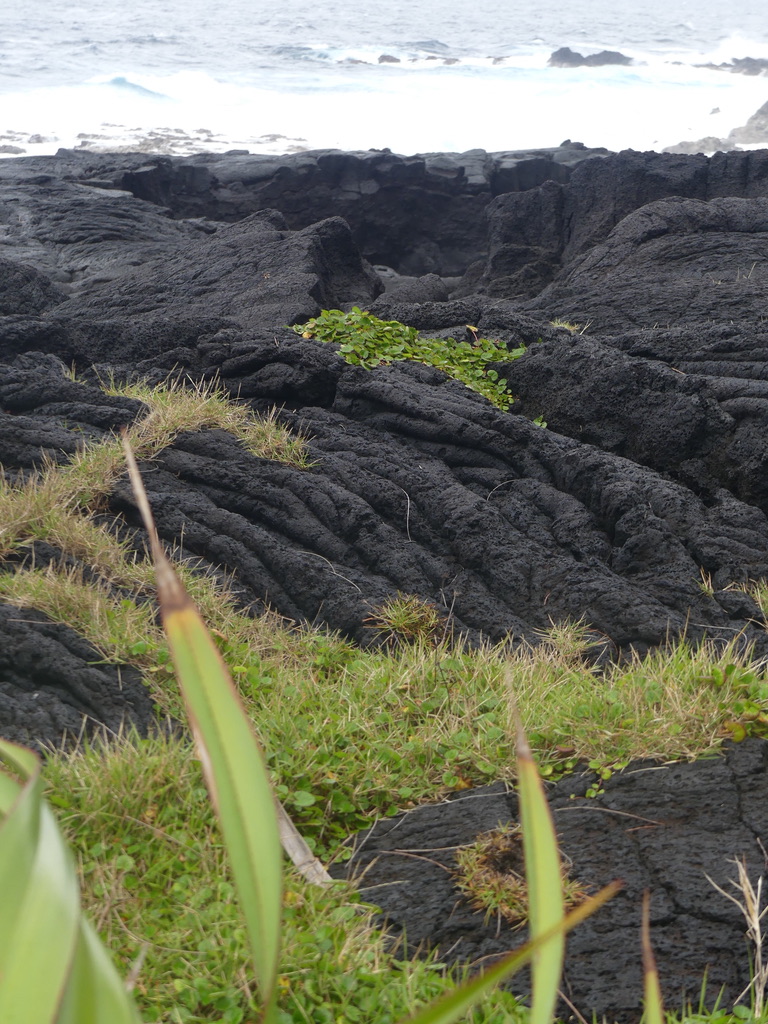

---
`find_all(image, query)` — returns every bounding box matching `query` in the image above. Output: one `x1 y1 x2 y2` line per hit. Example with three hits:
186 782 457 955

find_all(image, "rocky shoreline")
2 145 768 1017
2 144 768 744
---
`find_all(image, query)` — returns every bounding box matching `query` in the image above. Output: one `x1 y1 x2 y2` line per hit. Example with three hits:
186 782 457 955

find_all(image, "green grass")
3 374 768 1022
102 377 314 469
35 630 768 1024
43 733 529 1024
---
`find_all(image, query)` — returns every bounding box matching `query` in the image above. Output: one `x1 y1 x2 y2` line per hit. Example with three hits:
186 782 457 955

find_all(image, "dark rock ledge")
2 146 768 1020
332 737 768 1022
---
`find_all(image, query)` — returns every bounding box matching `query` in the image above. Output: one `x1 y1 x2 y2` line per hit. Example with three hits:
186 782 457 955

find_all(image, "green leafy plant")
709 663 768 742
295 307 525 410
584 758 629 799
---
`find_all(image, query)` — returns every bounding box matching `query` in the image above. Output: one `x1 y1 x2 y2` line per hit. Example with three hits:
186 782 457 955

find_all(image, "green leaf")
293 791 317 808
159 580 283 1013
0 745 80 1023
0 748 39 965
56 919 143 1024
290 309 517 410
641 891 665 1024
122 439 283 1018
515 717 565 1024
0 740 141 1024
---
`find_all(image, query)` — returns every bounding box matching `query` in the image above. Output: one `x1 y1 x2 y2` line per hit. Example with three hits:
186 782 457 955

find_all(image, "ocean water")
1 0 767 159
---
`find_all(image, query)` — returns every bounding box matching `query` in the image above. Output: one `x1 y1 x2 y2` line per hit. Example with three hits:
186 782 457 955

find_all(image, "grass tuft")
103 376 314 469
548 318 591 334
364 593 444 648
454 823 590 930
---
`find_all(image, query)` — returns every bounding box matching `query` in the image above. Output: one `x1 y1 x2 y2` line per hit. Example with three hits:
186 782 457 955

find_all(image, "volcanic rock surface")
0 143 611 277
331 737 768 1022
0 600 155 754
2 145 768 1018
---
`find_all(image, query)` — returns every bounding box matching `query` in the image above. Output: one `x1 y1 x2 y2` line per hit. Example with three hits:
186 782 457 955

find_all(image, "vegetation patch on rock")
294 307 525 410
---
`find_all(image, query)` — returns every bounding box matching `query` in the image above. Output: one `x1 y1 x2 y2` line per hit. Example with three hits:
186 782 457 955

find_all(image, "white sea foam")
1 6 767 160
2 61 766 160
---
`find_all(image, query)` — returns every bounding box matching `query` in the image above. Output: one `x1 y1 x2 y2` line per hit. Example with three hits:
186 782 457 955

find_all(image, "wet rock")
549 46 633 67
3 338 767 663
0 178 208 297
507 331 768 514
373 271 450 304
0 258 66 315
470 149 768 296
699 56 768 76
729 98 768 145
48 211 383 334
662 136 735 155
667 100 768 155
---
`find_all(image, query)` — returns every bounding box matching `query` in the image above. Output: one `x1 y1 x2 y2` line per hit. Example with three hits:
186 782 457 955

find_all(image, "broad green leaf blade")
0 768 22 812
0 739 39 780
0 743 41 967
641 891 665 1024
162 600 283 1005
0 739 142 1024
0 783 80 1022
515 716 565 1024
400 883 621 1024
56 919 143 1024
122 437 283 1013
